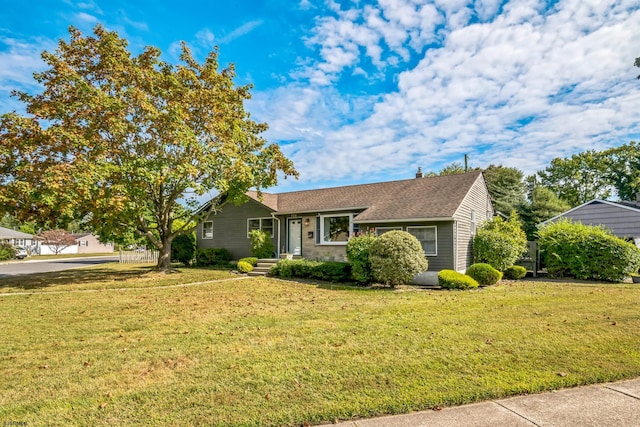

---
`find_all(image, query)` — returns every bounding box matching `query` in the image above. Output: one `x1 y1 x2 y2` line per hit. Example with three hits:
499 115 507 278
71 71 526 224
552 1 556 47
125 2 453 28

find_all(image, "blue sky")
1 0 639 193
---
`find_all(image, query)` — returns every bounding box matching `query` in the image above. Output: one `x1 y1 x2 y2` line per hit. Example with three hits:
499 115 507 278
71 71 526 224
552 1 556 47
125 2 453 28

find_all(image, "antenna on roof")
464 154 469 172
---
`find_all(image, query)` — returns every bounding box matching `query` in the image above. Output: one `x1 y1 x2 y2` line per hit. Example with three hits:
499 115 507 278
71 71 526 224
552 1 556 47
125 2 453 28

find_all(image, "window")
79 240 88 246
407 226 437 256
375 227 402 236
247 218 274 238
202 221 213 239
319 214 352 244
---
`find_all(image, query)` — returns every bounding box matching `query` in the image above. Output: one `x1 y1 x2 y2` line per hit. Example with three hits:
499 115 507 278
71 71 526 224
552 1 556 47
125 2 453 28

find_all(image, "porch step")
247 258 280 277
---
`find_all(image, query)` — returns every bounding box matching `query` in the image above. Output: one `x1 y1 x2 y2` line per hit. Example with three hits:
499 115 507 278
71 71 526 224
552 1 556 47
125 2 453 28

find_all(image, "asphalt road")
0 255 119 278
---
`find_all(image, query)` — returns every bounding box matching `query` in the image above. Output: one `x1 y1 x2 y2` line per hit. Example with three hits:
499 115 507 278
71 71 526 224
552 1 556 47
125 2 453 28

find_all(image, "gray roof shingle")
247 171 483 222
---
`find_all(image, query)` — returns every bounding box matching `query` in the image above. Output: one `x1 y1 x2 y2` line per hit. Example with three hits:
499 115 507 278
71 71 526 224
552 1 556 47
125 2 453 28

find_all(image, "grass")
0 262 235 293
1 266 639 426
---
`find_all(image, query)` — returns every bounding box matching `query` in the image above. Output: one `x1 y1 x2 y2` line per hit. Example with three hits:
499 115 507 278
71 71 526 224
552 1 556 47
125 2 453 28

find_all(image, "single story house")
36 233 115 255
0 226 35 248
540 197 640 247
197 170 494 272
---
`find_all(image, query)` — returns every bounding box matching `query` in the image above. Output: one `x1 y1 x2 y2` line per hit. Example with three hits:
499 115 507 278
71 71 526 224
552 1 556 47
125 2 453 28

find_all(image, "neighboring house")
0 226 35 249
197 171 494 272
36 233 114 255
540 197 640 247
72 233 115 254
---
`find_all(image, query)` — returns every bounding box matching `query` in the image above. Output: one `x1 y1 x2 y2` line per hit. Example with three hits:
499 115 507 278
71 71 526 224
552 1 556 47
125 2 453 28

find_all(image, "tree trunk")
156 240 172 272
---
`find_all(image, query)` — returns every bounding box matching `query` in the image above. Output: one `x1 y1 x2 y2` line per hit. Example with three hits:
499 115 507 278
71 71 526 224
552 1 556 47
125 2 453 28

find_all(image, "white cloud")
263 0 640 187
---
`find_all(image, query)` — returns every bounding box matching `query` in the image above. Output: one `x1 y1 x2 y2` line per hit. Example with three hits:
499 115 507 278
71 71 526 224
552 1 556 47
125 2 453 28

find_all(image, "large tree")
483 164 526 215
600 141 640 201
0 26 297 271
536 150 612 207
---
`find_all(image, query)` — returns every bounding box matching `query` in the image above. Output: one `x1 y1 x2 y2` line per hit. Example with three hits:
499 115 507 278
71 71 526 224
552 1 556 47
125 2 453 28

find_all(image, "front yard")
1 264 639 426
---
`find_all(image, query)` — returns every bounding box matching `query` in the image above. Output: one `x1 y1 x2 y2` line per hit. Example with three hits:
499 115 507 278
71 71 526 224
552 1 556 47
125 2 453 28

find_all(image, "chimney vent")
416 167 424 179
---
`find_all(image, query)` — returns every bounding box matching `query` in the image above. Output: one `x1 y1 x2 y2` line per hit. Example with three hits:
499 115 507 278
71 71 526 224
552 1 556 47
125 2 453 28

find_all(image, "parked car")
14 247 28 260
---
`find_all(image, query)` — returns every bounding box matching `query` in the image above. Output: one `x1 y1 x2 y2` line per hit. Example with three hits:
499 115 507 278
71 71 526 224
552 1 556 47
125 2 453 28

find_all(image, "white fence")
119 250 159 264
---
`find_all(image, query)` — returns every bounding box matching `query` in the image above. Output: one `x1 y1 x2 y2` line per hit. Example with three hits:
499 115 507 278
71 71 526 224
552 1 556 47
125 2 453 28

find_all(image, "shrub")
346 231 376 283
503 265 527 280
239 257 258 267
438 270 479 290
249 229 275 259
369 230 428 287
537 219 640 282
474 212 527 271
270 259 351 282
0 243 16 261
465 263 503 286
237 260 253 273
195 248 233 267
171 233 196 266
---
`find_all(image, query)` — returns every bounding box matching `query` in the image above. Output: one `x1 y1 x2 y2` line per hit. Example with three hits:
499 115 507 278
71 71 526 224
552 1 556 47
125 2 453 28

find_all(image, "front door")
288 218 302 256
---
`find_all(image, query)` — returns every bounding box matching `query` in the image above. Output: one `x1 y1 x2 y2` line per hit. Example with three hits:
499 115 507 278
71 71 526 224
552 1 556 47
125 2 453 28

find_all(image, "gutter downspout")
271 213 281 258
454 220 458 272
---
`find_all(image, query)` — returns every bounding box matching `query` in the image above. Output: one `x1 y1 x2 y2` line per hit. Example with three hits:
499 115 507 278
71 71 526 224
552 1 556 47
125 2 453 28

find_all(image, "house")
0 226 35 248
540 197 640 247
72 233 115 254
197 171 494 273
36 233 114 255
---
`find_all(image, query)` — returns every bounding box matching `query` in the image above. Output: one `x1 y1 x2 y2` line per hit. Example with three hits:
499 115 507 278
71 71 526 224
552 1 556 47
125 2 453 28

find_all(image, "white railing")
119 249 159 264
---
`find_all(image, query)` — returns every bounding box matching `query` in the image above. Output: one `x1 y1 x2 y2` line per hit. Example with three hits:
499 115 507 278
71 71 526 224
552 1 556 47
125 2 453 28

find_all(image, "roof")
541 198 640 225
246 171 485 222
0 226 34 239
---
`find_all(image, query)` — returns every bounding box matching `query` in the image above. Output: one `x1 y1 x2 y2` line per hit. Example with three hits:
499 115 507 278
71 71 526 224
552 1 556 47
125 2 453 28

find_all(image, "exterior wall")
76 235 114 254
553 201 640 239
278 213 350 261
197 201 277 259
453 174 494 271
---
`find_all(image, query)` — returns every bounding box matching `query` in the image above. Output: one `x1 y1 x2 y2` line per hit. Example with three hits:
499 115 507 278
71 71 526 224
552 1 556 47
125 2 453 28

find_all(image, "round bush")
438 270 479 290
237 260 253 273
0 243 16 261
503 265 527 280
465 263 503 287
369 230 428 287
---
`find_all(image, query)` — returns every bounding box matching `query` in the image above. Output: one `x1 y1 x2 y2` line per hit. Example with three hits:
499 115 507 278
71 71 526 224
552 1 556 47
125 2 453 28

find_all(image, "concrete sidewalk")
319 377 640 427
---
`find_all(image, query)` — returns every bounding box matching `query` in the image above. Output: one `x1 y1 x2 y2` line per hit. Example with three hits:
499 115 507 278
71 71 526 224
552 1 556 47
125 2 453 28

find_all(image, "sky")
1 0 639 193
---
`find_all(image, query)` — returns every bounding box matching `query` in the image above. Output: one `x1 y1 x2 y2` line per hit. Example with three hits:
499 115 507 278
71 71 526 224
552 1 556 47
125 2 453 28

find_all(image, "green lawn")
1 266 639 426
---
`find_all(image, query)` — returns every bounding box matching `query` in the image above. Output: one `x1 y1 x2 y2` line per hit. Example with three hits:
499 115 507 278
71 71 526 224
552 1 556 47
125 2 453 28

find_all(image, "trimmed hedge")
369 230 428 287
270 259 352 282
346 231 376 284
538 219 640 282
171 233 196 266
465 263 503 287
237 260 253 273
503 265 527 280
438 270 479 290
195 248 233 267
473 213 527 271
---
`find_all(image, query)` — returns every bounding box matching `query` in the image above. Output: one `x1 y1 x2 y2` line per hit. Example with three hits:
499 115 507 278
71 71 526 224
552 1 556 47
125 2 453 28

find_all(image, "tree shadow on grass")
0 265 152 291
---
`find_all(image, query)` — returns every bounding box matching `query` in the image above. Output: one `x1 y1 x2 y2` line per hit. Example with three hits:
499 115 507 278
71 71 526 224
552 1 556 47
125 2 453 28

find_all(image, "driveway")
0 255 119 278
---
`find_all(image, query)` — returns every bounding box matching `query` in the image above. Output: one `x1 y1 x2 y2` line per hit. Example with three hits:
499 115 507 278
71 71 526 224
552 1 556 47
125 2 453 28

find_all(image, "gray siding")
551 201 640 238
197 201 276 259
453 174 494 271
356 222 454 271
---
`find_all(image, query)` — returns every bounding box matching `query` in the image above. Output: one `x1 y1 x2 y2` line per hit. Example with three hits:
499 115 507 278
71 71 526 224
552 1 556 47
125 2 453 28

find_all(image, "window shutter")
316 217 320 244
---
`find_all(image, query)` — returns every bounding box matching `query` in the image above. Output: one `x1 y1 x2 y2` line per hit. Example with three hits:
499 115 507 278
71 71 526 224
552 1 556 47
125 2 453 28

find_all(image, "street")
0 256 119 278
